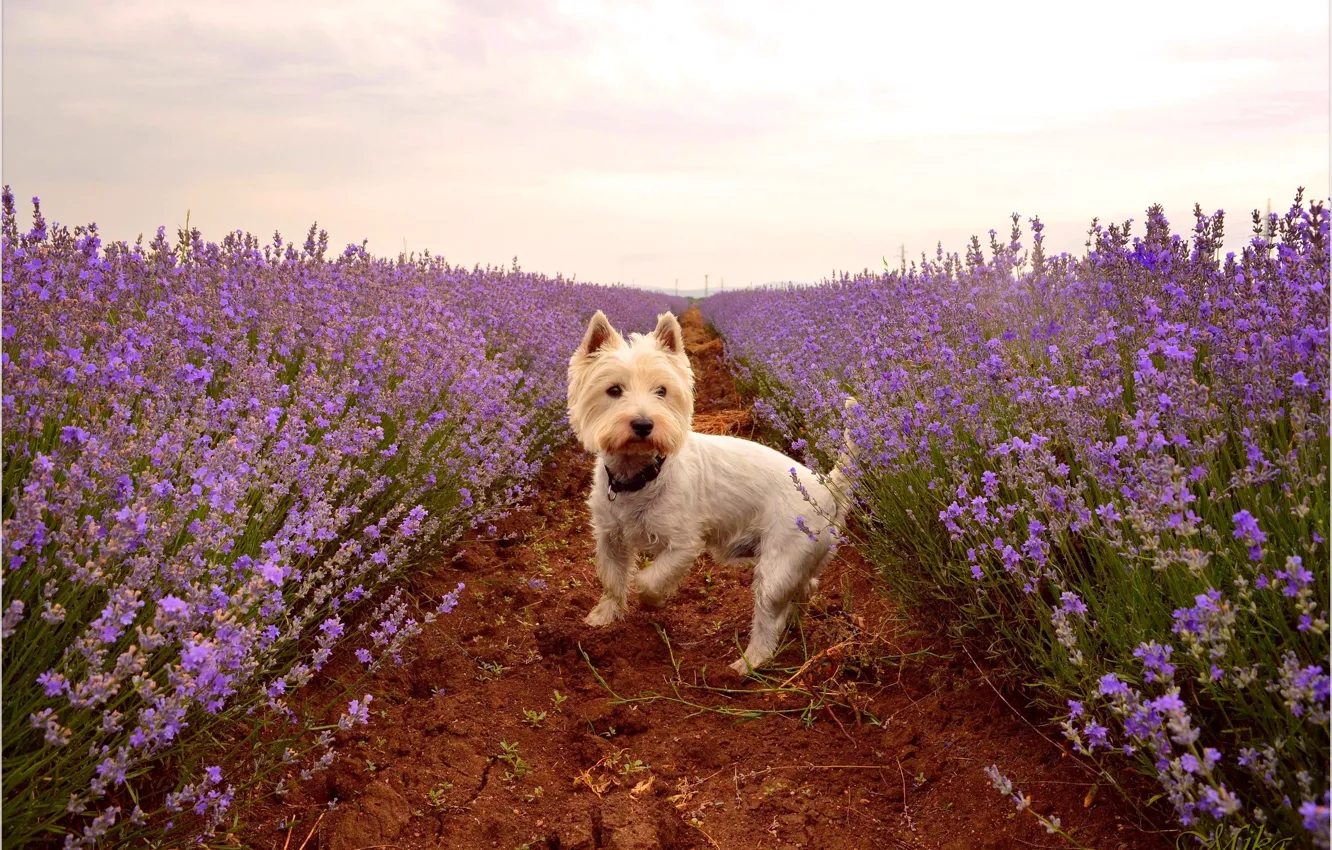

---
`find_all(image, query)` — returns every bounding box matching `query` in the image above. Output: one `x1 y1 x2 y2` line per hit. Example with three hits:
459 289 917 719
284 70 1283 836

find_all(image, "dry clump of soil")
242 308 1173 850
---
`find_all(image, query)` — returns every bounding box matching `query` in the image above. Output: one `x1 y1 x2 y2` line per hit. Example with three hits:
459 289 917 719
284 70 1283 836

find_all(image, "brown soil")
242 308 1174 850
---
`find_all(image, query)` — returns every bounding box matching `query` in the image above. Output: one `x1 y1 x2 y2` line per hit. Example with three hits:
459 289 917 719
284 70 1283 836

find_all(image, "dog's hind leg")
729 549 810 675
795 548 835 603
586 526 634 626
635 540 702 609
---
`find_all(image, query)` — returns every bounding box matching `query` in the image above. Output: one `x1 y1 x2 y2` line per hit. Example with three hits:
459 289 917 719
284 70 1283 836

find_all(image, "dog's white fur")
568 310 849 675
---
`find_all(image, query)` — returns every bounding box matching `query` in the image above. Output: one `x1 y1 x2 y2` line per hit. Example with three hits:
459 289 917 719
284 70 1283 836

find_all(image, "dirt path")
247 309 1171 850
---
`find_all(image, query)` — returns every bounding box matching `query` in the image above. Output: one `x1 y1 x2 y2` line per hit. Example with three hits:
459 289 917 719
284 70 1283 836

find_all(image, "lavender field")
703 193 1330 847
3 183 1327 849
0 188 686 847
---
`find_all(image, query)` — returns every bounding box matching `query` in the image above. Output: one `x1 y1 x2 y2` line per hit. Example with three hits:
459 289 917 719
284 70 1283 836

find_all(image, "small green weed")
496 741 531 782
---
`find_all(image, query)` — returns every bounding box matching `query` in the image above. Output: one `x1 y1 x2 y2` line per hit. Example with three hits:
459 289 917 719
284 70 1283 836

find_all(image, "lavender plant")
702 192 1329 848
0 188 687 847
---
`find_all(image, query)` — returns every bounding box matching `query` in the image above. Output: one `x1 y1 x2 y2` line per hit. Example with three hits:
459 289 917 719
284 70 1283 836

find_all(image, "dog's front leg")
635 542 702 609
586 526 634 626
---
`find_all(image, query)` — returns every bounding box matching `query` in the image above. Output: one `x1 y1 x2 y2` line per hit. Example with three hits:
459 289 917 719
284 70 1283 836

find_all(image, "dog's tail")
827 396 859 513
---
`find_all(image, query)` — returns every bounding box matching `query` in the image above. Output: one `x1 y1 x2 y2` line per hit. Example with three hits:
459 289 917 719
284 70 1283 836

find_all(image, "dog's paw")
728 656 755 677
584 598 624 627
637 589 668 609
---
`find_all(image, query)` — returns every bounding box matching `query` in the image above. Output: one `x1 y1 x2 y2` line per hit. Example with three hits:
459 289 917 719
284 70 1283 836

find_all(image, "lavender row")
702 193 1329 848
0 188 687 847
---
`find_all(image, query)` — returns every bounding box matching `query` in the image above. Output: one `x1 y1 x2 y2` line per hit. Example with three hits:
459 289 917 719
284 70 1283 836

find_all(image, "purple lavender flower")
338 695 374 731
1133 641 1176 684
1300 795 1330 847
437 582 465 615
1099 673 1130 699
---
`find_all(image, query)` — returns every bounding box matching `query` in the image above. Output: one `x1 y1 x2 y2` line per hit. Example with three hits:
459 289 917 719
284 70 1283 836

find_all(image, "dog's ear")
651 312 684 356
577 310 623 357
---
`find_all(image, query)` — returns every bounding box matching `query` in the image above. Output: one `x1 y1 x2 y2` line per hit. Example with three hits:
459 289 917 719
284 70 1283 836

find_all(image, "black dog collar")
606 456 665 500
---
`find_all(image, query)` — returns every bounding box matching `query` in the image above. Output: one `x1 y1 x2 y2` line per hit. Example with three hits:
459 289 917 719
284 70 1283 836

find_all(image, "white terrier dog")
567 310 850 675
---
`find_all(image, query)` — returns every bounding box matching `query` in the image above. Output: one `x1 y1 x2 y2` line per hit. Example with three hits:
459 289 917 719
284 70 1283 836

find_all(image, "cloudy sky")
3 0 1327 290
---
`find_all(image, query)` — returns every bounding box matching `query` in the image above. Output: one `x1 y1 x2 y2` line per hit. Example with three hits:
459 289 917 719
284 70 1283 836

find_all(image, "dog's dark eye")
654 387 667 398
606 385 623 398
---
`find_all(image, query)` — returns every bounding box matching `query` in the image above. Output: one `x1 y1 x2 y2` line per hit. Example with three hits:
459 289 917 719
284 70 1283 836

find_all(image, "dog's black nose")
631 417 654 438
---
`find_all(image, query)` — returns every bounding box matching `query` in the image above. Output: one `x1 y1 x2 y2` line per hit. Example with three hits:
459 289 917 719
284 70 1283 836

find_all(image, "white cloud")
3 0 1327 287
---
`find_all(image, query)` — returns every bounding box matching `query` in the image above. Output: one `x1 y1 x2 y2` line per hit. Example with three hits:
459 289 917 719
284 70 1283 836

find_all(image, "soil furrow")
246 308 1170 850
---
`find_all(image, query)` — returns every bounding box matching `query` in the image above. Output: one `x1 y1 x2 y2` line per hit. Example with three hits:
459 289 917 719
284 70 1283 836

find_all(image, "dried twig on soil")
894 756 916 832
775 639 854 689
688 820 724 850
295 811 324 850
